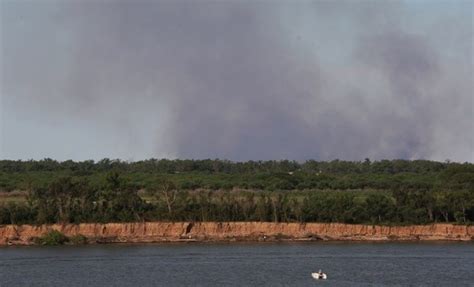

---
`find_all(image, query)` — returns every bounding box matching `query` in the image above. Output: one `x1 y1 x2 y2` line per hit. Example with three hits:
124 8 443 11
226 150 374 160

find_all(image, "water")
1 242 473 286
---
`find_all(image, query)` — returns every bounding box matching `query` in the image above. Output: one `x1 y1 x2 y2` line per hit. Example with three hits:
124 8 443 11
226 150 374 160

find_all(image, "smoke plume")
1 1 472 161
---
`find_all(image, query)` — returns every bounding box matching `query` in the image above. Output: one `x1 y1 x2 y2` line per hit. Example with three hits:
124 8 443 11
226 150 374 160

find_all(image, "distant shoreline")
1 222 472 246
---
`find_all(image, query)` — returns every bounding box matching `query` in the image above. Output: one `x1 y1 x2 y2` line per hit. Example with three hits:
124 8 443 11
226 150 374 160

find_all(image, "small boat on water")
311 270 327 280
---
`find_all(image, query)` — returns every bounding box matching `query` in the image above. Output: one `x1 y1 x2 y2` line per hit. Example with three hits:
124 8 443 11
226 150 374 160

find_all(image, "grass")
0 191 27 204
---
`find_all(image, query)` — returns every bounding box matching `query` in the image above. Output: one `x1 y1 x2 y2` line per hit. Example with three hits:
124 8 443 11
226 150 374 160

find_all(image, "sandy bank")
1 222 472 245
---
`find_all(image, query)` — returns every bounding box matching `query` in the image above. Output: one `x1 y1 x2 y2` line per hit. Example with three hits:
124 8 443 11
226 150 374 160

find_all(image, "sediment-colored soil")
1 222 472 245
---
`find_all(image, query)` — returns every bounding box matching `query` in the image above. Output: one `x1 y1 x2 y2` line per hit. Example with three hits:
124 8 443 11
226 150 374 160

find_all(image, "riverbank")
1 222 472 245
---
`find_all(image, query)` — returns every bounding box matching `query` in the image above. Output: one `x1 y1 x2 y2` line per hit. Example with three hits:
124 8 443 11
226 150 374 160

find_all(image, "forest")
0 159 473 225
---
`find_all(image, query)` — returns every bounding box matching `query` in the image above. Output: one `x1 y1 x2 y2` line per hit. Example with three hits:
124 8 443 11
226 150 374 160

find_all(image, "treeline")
0 158 465 174
1 159 472 225
1 174 473 225
0 159 473 192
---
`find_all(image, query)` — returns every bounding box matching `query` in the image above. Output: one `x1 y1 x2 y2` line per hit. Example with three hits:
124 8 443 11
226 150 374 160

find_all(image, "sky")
0 0 472 162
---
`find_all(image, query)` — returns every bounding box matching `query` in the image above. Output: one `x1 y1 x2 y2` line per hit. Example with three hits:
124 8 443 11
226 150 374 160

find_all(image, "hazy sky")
1 0 472 162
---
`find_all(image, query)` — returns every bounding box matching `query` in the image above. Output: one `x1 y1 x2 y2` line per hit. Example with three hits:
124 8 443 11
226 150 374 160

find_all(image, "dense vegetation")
0 159 473 225
32 230 87 246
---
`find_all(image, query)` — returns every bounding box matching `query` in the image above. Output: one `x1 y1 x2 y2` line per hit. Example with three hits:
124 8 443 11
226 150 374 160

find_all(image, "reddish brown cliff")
1 222 472 245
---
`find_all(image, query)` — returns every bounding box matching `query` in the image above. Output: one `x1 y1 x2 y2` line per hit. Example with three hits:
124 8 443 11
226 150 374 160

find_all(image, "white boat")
311 272 327 280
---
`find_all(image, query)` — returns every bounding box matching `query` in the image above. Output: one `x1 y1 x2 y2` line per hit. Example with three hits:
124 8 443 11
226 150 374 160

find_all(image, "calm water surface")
1 242 473 286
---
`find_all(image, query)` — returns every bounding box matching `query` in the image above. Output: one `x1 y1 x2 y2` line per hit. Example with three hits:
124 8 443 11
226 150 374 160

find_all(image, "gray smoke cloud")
1 1 472 161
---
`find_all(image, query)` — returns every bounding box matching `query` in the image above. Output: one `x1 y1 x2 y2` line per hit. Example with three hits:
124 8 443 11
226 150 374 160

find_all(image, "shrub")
35 230 69 246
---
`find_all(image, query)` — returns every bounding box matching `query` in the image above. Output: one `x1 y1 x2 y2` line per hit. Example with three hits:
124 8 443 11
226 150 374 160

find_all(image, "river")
1 242 473 286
